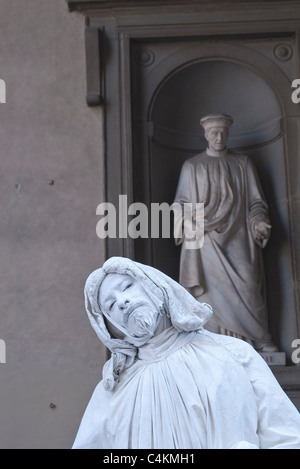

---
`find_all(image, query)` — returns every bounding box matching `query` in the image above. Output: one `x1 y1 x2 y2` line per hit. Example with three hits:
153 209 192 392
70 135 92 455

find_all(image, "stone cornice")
66 0 300 14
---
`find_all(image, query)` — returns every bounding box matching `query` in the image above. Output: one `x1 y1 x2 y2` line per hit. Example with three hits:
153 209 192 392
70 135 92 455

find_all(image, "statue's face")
99 273 159 337
205 126 229 152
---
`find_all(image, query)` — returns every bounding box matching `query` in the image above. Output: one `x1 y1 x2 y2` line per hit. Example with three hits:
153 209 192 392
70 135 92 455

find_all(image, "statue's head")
200 114 233 153
99 272 160 339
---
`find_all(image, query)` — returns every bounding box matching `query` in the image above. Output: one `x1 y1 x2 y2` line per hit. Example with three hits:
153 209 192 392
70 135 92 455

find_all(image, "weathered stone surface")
260 352 287 366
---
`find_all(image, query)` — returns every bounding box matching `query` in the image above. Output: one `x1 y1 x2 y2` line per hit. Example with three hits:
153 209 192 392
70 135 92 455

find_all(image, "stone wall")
0 0 107 449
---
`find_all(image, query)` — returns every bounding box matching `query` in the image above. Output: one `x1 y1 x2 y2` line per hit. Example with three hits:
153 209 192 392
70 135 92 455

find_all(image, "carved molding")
273 44 293 62
66 0 300 8
66 0 300 15
85 27 104 106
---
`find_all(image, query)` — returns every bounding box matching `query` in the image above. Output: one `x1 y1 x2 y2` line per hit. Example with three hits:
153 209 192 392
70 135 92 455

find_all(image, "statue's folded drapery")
174 152 272 347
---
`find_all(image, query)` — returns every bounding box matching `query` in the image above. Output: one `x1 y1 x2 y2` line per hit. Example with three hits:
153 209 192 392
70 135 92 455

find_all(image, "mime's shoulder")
201 329 258 364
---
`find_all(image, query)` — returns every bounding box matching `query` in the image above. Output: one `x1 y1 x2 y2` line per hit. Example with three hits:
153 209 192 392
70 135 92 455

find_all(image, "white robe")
72 327 300 449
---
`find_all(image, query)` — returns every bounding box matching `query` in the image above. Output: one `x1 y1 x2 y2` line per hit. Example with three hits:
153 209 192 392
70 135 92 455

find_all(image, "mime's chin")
127 308 158 338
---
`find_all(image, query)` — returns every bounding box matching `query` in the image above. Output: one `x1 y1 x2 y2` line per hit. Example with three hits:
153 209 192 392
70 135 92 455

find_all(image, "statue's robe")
72 328 300 449
174 151 272 347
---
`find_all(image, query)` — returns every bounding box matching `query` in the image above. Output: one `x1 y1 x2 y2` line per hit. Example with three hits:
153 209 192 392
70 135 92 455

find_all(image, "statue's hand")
253 219 272 248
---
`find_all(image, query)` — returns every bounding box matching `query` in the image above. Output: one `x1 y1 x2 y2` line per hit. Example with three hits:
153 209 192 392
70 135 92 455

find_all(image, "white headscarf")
84 257 212 390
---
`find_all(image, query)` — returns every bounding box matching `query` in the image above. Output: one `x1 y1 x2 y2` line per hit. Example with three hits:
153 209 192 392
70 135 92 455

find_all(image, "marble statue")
174 114 277 352
72 256 300 449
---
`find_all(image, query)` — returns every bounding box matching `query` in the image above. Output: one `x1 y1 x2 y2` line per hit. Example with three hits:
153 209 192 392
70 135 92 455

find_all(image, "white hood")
84 256 212 390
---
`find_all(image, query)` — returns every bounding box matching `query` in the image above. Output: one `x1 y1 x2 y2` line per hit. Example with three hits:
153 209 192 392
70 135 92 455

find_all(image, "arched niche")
131 41 299 356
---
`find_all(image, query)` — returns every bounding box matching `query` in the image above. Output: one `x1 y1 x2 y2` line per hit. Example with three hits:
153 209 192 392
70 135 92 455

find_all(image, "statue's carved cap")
200 114 233 130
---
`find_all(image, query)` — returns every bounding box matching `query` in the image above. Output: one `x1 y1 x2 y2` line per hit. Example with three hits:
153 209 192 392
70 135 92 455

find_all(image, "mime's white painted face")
99 273 159 338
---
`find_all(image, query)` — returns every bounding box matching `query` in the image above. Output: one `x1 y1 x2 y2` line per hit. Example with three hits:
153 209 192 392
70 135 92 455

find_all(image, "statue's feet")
258 344 279 353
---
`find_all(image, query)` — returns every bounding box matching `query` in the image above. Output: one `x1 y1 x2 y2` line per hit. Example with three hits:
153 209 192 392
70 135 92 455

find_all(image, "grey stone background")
1 0 300 449
0 0 107 449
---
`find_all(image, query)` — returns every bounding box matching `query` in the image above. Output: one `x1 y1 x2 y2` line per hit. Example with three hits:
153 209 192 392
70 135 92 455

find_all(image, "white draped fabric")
73 257 300 449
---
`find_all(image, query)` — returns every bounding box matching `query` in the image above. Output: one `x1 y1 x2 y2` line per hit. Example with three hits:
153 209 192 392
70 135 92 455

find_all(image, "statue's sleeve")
173 160 197 245
246 157 270 223
238 342 300 449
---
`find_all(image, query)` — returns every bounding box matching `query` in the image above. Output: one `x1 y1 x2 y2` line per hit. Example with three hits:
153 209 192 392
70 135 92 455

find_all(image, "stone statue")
173 114 277 352
72 256 300 449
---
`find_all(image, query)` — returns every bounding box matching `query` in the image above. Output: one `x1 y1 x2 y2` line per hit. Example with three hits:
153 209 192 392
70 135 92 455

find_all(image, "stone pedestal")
272 365 300 411
259 351 286 366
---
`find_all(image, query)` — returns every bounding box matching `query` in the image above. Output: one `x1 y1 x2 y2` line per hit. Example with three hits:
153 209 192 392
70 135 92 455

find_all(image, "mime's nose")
119 299 130 310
